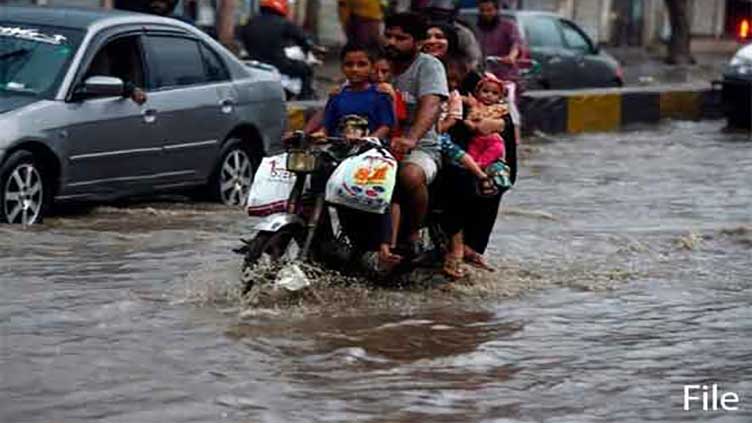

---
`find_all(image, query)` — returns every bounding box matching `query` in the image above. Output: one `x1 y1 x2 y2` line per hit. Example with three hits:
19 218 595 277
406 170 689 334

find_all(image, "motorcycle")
278 45 326 100
234 132 448 291
240 44 326 101
484 56 542 93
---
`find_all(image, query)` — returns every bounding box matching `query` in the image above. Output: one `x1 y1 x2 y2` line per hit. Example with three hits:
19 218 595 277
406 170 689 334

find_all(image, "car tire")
209 138 257 207
0 150 50 225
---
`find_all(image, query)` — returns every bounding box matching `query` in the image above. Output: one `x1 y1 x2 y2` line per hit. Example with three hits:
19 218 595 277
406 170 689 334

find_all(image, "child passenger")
319 43 402 271
319 43 394 140
372 53 407 139
464 73 508 169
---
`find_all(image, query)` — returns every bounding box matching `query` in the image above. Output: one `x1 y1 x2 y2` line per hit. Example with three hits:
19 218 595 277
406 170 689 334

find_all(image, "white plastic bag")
325 148 397 214
246 153 296 216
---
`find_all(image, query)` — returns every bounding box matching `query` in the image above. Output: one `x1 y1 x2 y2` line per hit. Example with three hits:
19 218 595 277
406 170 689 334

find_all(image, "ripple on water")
3 120 752 423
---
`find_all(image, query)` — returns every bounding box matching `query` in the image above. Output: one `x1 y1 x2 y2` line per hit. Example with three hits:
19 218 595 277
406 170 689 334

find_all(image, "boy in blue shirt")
319 43 401 272
320 43 395 139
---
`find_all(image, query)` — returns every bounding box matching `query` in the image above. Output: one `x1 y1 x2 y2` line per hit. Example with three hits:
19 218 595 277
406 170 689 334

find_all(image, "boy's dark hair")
372 46 389 62
477 0 499 7
384 12 428 41
339 42 376 62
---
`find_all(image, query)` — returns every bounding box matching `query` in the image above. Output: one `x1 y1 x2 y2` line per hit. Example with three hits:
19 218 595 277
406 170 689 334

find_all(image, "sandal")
443 255 466 280
464 250 495 272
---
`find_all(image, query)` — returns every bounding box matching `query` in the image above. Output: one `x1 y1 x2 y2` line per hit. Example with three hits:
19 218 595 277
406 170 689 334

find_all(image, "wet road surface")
1 121 750 422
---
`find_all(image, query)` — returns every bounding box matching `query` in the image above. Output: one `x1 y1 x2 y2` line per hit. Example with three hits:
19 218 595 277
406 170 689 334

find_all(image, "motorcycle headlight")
286 150 318 173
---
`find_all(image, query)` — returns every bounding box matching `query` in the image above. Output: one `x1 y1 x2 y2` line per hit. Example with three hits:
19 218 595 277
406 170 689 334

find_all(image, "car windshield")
0 23 83 98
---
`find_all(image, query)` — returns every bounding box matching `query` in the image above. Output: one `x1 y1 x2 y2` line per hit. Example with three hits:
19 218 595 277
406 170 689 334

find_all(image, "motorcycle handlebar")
283 131 384 148
485 56 535 68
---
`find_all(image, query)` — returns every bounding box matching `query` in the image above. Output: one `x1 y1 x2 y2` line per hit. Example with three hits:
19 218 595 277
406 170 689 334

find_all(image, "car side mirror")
593 43 603 54
75 76 125 100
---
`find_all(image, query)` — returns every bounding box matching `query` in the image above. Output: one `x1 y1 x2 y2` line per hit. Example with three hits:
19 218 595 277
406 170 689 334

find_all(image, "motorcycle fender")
253 213 305 233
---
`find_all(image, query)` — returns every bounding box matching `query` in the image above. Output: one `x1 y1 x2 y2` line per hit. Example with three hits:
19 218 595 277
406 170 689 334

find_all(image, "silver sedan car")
0 6 286 224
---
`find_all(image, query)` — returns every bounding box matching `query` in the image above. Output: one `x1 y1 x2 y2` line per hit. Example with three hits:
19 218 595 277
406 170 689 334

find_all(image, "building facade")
509 0 736 46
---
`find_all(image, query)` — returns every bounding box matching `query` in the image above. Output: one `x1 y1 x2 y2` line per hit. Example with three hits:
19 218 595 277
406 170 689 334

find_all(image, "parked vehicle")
0 7 286 224
459 9 623 90
719 43 752 129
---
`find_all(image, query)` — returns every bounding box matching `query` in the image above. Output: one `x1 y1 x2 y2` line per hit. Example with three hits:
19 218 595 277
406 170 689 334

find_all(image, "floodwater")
1 121 750 422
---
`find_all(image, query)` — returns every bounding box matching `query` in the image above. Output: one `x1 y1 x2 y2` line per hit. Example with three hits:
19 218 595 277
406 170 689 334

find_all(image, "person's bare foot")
463 247 495 272
378 245 402 272
443 254 466 280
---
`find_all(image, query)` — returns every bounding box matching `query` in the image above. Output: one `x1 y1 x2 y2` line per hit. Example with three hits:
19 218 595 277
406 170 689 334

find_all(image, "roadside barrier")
286 84 722 135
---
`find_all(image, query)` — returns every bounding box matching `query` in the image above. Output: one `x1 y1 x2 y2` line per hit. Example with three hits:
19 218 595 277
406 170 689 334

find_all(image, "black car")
460 10 623 90
720 43 752 129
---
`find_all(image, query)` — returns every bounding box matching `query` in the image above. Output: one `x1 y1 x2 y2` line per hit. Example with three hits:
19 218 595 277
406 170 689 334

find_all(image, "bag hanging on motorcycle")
246 153 297 216
325 148 397 214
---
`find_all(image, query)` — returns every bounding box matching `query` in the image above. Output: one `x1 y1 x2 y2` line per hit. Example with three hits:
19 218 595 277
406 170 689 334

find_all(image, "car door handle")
142 109 157 124
220 99 234 114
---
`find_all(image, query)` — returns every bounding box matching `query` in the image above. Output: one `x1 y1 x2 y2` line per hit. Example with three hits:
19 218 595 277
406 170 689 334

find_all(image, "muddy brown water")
1 121 751 422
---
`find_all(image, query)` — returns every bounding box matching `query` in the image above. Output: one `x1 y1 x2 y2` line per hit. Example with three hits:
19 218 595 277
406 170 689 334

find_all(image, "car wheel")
211 138 256 207
0 150 49 225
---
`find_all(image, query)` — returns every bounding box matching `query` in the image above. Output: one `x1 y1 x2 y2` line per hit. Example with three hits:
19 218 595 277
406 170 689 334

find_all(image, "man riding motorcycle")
240 0 319 99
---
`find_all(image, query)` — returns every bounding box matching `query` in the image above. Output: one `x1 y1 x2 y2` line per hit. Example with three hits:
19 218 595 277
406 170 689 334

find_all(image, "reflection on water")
1 121 751 422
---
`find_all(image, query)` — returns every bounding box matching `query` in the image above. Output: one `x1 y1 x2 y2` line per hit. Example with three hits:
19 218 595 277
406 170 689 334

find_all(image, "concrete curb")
286 84 723 134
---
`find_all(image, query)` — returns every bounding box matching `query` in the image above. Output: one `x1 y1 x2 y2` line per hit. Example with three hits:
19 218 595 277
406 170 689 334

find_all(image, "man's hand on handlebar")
310 131 329 143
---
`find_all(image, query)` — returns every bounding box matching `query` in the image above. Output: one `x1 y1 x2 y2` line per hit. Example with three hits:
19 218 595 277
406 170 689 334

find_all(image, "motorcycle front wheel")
240 227 304 286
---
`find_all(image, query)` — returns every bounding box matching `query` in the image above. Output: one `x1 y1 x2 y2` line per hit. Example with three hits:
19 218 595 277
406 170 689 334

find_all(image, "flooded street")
1 120 751 422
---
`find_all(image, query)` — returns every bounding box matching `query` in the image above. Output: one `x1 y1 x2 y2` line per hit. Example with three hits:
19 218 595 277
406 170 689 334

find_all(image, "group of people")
307 4 522 280
114 0 522 279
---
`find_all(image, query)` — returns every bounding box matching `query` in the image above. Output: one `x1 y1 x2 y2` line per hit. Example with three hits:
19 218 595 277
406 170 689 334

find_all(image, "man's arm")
393 94 442 152
286 21 315 52
505 20 523 63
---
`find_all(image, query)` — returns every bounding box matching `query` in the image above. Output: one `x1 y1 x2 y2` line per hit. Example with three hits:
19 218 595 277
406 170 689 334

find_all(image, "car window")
0 23 83 99
85 35 145 88
200 43 230 82
560 20 592 53
523 16 564 48
146 35 207 89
